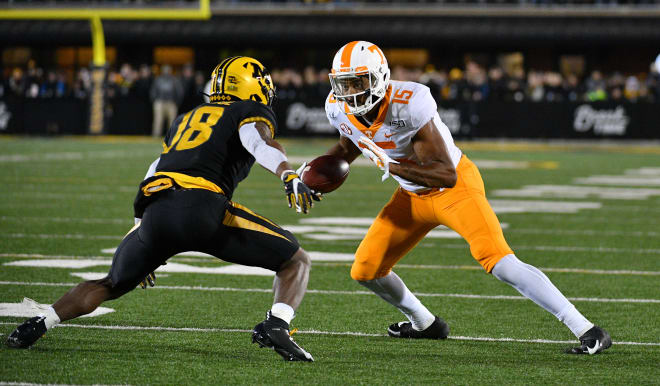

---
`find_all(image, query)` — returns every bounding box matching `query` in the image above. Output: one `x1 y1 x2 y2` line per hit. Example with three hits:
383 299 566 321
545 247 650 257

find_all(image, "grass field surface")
0 136 659 385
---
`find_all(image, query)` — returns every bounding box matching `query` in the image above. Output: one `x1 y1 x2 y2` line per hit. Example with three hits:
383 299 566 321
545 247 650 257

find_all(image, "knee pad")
470 236 512 272
350 260 390 282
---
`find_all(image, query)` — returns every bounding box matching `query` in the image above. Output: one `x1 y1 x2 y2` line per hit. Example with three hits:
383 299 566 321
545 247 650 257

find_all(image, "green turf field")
1 136 659 385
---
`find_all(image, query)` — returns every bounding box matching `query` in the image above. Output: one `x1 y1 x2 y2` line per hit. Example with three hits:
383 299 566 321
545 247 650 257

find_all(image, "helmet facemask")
330 70 386 116
259 72 277 107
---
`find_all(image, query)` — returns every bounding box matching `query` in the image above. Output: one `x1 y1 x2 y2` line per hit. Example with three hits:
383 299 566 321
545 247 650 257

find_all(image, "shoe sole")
6 332 45 349
252 332 313 362
387 319 450 339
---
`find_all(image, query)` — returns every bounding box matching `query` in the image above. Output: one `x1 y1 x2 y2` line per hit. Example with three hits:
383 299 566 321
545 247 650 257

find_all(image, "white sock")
39 306 61 330
557 304 594 338
358 271 435 331
492 254 593 338
271 303 295 325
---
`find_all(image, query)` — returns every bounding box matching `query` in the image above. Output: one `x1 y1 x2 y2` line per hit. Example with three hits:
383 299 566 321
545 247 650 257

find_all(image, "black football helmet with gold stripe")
209 56 276 106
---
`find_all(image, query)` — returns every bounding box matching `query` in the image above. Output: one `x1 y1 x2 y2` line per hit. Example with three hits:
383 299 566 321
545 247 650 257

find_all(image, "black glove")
281 170 320 214
140 271 156 289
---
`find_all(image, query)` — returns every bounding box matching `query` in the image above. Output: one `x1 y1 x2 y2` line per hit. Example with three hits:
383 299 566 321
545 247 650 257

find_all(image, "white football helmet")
329 41 391 116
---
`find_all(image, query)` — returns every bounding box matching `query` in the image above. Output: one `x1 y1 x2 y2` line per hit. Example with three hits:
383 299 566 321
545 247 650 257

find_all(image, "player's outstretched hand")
358 136 399 181
281 170 320 214
295 161 324 201
140 271 156 289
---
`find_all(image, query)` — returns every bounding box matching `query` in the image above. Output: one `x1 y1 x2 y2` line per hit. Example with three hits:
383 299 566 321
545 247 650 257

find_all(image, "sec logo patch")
340 123 352 135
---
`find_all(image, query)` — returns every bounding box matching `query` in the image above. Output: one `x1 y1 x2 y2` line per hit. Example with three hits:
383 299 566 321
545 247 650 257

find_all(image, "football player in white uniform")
307 41 610 354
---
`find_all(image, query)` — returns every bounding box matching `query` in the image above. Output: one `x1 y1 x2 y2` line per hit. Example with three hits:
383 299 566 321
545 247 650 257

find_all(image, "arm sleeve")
238 122 287 174
144 157 160 179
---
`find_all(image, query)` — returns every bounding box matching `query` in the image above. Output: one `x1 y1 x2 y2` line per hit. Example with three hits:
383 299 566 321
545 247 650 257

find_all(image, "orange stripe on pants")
351 155 513 281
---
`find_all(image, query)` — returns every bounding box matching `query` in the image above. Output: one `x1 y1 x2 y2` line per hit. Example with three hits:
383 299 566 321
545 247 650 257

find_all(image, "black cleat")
6 316 47 349
566 325 612 355
388 316 449 339
252 312 314 362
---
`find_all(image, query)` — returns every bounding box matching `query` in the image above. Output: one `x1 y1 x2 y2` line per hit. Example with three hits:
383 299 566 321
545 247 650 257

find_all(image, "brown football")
301 155 350 193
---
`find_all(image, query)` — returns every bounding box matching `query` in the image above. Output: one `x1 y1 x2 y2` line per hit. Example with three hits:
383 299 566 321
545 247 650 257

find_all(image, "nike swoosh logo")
384 133 394 138
586 339 601 355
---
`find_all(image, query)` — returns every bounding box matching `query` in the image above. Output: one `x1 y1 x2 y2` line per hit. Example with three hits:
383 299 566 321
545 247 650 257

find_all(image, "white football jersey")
325 80 462 193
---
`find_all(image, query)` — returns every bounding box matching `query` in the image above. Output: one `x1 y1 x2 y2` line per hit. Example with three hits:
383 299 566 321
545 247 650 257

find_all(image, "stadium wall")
1 96 656 139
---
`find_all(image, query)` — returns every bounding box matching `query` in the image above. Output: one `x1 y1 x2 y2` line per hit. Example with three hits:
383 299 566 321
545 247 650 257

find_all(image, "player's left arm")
389 119 457 188
239 121 320 213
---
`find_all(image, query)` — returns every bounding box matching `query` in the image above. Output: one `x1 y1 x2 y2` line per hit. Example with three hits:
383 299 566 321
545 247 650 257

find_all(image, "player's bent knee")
350 263 387 282
278 248 311 273
469 237 512 273
293 248 312 267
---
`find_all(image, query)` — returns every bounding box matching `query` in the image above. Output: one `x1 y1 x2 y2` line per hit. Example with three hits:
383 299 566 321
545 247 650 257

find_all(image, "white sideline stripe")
1 281 658 304
3 253 660 276
0 321 657 347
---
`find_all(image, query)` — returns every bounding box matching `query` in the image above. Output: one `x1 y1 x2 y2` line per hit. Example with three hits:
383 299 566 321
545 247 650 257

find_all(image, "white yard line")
4 215 659 237
0 281 658 304
0 150 151 163
0 321 657 347
0 216 130 225
2 253 659 276
3 232 660 255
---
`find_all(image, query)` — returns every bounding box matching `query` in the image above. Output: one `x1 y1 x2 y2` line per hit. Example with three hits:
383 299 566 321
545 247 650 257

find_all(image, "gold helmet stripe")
219 56 243 95
210 65 221 94
211 57 234 95
211 56 239 95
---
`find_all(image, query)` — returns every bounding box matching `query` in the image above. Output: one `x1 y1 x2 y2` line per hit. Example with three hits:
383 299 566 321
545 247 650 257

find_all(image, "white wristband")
280 169 295 181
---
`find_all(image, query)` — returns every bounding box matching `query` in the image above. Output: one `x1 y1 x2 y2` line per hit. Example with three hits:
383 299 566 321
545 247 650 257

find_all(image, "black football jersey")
156 100 278 199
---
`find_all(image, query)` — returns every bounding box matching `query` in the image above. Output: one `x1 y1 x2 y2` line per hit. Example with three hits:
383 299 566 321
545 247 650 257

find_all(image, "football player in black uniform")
6 57 319 362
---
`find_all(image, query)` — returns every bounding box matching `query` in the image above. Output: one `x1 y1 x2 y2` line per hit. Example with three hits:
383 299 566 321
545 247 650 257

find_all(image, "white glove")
358 136 399 181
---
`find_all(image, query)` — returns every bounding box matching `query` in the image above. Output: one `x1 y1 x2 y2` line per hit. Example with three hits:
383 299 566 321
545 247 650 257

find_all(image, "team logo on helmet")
209 56 276 106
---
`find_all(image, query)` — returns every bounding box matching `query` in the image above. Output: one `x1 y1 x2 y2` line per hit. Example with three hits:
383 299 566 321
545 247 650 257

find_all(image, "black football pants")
107 189 299 292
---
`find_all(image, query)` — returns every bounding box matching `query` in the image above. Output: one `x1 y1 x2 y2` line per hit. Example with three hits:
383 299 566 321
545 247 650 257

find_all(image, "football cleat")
565 325 612 355
6 316 47 349
252 311 314 362
387 316 449 339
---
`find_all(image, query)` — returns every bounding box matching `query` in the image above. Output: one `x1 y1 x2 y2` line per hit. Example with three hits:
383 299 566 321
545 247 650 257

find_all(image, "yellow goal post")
0 0 211 134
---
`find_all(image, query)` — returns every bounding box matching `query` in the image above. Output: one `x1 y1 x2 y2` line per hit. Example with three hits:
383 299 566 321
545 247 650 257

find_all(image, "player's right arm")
325 135 362 165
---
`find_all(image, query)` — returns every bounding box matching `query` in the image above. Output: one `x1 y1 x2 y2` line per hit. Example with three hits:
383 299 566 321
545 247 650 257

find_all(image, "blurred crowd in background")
2 60 660 106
